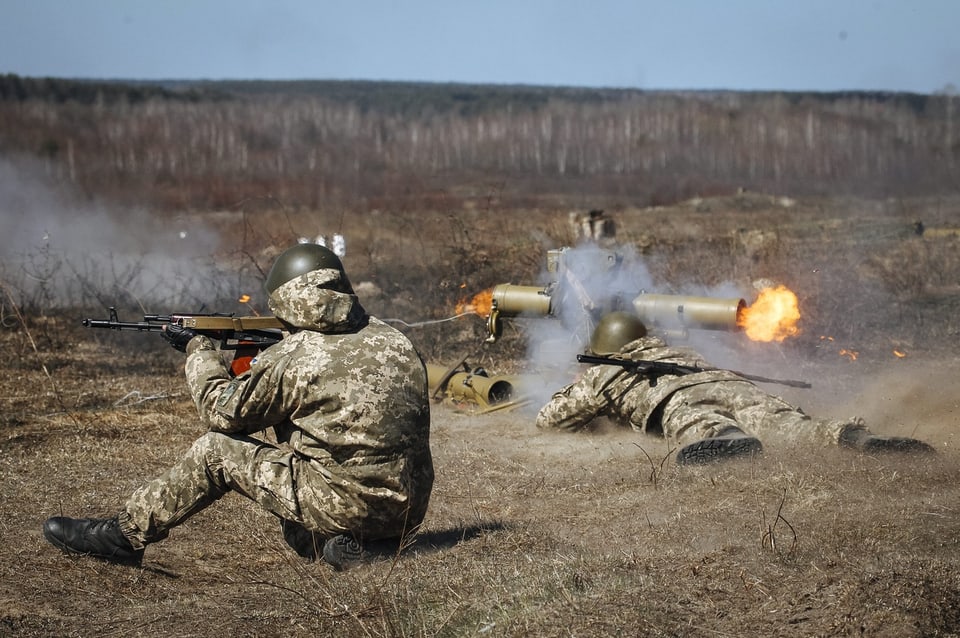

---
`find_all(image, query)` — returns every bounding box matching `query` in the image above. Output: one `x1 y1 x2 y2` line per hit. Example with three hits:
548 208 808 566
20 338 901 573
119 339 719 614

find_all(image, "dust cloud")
808 356 960 449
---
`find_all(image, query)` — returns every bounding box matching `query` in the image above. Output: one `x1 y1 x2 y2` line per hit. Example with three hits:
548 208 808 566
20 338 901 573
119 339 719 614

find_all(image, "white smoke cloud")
519 240 755 411
0 156 226 310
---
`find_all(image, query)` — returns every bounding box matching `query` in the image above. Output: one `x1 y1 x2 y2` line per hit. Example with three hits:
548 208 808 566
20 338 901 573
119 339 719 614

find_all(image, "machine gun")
82 307 284 375
576 353 811 388
484 246 746 343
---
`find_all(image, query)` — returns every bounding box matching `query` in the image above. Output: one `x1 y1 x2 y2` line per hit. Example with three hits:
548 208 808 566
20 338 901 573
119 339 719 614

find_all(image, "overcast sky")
2 1 958 93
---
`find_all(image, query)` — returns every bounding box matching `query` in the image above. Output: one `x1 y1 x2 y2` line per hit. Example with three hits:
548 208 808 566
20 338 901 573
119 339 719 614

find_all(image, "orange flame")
456 288 493 316
893 349 907 358
820 335 864 360
738 285 801 342
238 294 251 303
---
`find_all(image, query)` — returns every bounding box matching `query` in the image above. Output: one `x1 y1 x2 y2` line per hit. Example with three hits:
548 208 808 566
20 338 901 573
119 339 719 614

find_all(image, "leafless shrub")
758 488 798 557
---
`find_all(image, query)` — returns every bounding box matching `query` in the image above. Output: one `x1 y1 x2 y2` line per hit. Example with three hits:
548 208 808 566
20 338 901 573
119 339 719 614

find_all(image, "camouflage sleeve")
183 336 289 434
535 374 606 432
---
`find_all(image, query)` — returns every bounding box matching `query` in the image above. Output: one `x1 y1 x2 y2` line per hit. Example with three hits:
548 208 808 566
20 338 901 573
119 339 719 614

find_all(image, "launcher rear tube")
632 294 745 331
491 284 553 317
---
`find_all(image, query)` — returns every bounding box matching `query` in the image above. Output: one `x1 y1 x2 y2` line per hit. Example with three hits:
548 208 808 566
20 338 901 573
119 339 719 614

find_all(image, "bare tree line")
1 79 957 210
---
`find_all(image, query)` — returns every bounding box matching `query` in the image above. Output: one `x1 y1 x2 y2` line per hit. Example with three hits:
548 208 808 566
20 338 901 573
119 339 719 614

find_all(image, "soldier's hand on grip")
161 324 197 352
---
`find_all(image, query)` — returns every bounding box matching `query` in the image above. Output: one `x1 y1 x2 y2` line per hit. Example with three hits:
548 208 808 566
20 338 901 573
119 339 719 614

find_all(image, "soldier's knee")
184 431 247 465
195 430 274 463
190 430 229 451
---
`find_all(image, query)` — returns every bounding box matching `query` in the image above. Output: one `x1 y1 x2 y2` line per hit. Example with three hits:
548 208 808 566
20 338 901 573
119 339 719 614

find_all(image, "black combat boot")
676 426 763 465
321 534 404 571
322 534 365 571
839 426 935 455
280 518 321 561
42 516 144 566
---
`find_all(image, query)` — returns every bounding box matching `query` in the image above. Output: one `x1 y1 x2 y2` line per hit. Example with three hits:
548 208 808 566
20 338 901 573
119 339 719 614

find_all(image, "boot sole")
321 535 404 571
860 437 936 455
677 436 763 465
322 535 365 571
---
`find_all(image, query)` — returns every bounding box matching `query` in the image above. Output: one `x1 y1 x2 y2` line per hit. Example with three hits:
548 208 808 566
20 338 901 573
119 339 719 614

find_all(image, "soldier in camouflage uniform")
43 244 434 569
537 312 934 464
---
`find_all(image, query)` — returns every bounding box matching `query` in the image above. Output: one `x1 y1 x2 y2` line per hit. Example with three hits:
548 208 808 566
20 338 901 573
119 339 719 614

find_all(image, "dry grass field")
2 193 960 637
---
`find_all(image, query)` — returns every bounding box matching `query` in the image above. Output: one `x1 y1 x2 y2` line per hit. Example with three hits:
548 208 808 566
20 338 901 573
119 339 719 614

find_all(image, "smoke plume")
0 157 229 311
519 240 758 411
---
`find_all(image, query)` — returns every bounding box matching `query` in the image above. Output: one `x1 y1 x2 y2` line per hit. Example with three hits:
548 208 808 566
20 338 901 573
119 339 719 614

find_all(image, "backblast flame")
738 285 801 342
456 289 494 316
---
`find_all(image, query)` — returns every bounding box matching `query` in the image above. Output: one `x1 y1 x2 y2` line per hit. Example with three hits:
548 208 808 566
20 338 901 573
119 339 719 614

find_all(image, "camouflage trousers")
117 432 312 549
659 379 855 450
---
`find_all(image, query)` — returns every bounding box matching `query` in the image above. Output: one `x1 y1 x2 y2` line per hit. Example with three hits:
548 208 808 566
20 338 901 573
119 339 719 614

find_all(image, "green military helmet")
264 243 352 294
589 311 647 355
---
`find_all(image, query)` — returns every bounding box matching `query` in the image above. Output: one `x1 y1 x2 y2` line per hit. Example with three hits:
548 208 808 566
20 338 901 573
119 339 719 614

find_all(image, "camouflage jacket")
183 267 434 535
536 335 743 433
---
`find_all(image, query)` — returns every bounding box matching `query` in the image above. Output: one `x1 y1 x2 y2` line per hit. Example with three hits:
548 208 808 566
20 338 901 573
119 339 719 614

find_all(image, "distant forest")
1 74 957 211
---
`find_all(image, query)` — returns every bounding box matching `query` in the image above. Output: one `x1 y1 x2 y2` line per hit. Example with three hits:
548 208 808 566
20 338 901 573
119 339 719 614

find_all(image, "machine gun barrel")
81 317 161 332
576 353 811 388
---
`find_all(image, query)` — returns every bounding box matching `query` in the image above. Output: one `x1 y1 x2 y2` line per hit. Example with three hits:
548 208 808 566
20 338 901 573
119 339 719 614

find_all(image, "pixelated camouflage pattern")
268 268 366 331
121 266 433 546
536 335 853 449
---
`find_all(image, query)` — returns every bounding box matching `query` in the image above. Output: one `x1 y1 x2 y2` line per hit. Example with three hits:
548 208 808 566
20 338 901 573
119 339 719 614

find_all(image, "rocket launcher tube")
632 294 745 331
425 363 519 407
486 284 554 341
445 371 517 407
425 363 453 391
492 284 553 316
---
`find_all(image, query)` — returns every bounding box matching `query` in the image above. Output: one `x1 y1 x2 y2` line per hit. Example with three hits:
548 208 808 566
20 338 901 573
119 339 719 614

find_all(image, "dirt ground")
1 316 959 637
2 194 960 637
